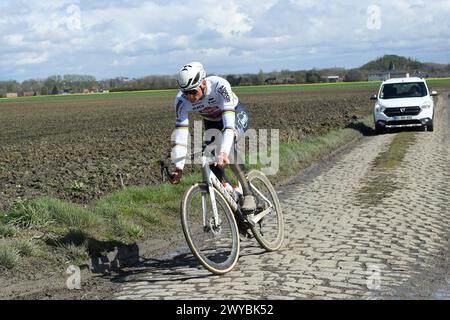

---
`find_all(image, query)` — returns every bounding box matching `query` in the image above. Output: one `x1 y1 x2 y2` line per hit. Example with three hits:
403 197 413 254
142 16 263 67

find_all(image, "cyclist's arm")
221 109 235 156
171 99 189 170
218 81 238 156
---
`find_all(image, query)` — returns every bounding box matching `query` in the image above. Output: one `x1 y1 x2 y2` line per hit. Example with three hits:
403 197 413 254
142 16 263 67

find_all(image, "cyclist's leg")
203 118 229 183
229 144 251 194
229 103 257 213
228 104 248 191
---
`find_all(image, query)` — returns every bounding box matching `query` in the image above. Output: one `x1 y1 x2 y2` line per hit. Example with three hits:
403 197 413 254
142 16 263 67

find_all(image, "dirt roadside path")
114 94 449 300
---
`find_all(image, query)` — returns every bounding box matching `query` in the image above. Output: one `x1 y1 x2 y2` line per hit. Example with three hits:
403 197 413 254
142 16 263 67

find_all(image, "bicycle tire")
181 183 240 275
247 170 284 251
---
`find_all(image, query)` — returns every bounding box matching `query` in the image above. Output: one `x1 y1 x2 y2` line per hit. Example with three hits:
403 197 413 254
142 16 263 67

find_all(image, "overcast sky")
0 0 449 81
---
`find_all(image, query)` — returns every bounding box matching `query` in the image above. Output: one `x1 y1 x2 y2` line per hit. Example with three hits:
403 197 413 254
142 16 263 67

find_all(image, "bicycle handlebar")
159 151 217 182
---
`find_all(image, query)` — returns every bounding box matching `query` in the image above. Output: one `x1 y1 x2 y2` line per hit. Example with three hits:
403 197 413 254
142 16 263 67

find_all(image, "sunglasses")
183 88 199 95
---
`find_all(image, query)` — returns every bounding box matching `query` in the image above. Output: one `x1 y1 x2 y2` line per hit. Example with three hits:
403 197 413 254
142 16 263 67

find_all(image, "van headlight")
374 103 385 113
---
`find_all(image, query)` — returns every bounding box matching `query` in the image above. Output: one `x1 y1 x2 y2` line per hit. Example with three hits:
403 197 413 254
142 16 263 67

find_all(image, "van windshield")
380 82 427 99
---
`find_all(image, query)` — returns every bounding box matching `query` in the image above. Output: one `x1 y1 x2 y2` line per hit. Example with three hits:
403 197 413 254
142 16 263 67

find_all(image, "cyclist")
168 61 257 213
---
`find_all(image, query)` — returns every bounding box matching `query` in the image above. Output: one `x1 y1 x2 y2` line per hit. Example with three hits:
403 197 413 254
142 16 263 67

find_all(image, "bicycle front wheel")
181 183 240 275
247 170 284 251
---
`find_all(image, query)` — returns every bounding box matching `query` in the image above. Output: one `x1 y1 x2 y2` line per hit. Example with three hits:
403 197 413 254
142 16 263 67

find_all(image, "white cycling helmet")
177 62 206 91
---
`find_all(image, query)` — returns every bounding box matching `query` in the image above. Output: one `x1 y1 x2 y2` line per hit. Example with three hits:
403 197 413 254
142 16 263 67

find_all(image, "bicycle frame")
200 156 274 228
201 156 238 229
248 182 274 225
177 154 284 274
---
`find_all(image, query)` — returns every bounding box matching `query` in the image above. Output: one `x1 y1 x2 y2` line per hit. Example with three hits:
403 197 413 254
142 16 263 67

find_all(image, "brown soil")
0 230 188 300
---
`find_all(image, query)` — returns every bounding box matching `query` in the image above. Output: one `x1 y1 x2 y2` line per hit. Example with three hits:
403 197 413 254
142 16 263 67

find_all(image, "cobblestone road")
115 94 449 300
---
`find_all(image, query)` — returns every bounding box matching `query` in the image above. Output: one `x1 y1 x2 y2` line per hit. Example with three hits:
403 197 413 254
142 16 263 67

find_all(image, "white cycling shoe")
241 195 257 214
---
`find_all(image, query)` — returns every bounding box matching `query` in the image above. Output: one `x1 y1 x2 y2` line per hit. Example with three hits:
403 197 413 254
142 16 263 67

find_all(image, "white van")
371 77 437 134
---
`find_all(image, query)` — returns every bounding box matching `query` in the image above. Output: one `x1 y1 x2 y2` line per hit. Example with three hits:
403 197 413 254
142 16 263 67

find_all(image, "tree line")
1 55 449 97
0 75 98 97
0 74 185 97
0 69 354 97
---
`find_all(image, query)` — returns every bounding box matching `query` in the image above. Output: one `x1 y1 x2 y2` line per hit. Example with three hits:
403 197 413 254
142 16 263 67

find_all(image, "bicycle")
160 153 284 275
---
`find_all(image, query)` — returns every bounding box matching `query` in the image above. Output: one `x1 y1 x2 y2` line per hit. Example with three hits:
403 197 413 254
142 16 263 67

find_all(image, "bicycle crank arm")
247 207 272 226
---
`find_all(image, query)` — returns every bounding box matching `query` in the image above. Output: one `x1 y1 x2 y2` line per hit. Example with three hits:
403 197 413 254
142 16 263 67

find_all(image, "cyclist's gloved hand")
169 168 183 185
217 152 230 169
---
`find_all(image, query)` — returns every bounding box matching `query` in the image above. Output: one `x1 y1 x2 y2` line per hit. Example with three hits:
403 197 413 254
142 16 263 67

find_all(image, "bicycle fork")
201 157 222 233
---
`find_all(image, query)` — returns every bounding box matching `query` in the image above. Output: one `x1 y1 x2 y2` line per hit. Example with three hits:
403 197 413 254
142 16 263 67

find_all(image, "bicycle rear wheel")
247 170 284 251
181 183 240 275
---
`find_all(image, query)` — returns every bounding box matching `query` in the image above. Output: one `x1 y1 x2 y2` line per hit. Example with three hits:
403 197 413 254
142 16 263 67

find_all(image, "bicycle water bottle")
232 183 243 198
223 182 238 202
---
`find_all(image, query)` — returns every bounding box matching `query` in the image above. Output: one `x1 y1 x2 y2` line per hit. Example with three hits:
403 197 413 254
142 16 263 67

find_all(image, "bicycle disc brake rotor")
209 217 222 236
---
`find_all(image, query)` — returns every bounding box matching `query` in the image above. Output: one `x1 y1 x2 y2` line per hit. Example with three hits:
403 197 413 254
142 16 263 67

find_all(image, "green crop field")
234 81 382 92
1 78 449 103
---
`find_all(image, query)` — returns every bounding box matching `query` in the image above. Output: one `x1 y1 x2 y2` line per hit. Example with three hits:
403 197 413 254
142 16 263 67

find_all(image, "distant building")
324 75 342 82
264 76 296 85
368 72 390 81
264 77 277 85
6 92 18 98
368 71 410 81
23 91 36 97
279 77 296 84
420 72 450 78
116 77 131 83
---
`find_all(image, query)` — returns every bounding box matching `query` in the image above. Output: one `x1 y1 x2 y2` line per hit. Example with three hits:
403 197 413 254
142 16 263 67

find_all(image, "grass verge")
0 116 373 270
356 131 417 207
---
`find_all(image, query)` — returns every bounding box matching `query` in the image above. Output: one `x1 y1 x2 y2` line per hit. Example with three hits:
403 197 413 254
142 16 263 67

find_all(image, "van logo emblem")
400 107 406 113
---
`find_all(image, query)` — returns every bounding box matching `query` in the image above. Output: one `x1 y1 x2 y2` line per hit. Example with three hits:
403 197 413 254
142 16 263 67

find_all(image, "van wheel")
427 122 434 132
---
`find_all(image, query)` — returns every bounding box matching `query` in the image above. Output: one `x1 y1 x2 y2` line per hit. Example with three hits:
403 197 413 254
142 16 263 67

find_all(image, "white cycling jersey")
172 76 239 170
